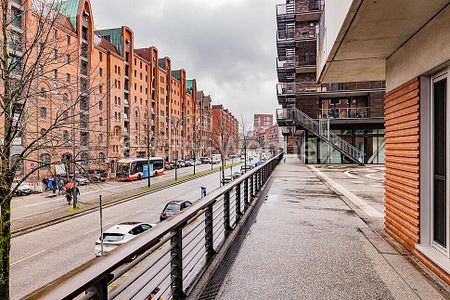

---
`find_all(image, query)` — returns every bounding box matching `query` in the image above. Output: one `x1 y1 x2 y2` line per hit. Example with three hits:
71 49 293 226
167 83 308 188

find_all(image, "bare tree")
0 1 107 297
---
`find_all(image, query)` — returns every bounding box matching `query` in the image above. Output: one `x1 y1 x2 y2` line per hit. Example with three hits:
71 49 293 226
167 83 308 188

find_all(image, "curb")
12 163 240 238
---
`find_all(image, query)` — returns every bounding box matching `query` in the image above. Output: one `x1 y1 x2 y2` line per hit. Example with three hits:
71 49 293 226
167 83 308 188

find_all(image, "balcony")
320 107 370 120
295 0 323 22
277 82 320 97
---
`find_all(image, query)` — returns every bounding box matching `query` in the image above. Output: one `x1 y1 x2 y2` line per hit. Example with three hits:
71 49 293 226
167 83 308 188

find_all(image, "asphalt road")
11 161 238 222
10 164 240 299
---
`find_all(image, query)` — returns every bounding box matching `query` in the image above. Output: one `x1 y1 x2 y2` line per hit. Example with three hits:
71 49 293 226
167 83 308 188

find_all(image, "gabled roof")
158 58 166 70
171 70 182 81
94 35 119 55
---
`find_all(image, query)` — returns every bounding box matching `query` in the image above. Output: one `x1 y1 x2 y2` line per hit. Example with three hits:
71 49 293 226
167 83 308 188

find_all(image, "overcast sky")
90 0 280 126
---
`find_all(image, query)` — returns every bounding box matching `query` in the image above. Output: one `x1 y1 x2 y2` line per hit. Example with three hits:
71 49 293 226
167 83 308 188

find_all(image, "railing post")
236 183 242 222
223 191 232 237
250 174 254 199
244 178 250 207
205 204 215 260
86 276 109 300
171 226 186 299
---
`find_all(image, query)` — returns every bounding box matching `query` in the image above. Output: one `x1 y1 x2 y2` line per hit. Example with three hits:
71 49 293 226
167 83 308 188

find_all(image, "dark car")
87 171 107 182
160 200 193 221
221 175 233 185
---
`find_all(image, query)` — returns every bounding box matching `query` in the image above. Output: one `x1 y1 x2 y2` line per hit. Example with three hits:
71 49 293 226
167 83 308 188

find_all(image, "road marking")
344 170 359 179
365 174 384 181
11 250 46 266
83 222 113 235
136 208 146 213
12 198 62 210
310 166 384 218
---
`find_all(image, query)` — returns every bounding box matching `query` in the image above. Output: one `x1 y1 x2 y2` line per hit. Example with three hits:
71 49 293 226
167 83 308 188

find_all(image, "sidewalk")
216 157 448 300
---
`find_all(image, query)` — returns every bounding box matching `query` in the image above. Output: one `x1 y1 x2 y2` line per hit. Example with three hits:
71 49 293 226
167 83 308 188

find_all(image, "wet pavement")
216 156 446 300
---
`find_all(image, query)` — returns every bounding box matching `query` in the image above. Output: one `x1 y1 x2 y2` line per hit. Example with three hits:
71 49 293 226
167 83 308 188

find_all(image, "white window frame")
418 66 450 273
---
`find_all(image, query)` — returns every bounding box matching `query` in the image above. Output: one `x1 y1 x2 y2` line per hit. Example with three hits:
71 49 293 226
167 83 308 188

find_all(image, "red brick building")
211 105 239 156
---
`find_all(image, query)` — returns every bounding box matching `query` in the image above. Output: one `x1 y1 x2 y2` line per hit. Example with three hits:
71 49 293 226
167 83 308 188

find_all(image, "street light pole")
146 116 151 188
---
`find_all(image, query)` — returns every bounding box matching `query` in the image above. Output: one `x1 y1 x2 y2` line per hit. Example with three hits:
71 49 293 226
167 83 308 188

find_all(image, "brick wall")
384 78 420 251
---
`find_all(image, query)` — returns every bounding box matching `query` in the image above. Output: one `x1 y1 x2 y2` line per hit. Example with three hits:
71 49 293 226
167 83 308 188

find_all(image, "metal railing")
320 107 369 119
276 28 317 43
277 82 320 96
276 81 386 97
27 154 283 300
276 2 295 17
296 0 324 14
276 108 364 164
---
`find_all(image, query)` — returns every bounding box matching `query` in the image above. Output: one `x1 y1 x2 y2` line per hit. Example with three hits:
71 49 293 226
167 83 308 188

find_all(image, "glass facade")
299 129 385 164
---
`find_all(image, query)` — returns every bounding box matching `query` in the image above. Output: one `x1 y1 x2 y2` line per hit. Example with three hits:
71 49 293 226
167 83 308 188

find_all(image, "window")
53 49 58 59
99 84 103 94
115 112 118 121
98 152 106 162
99 117 103 126
99 52 103 62
135 122 138 130
66 54 70 64
54 69 58 79
63 93 69 102
67 35 71 45
99 68 103 77
99 100 103 110
40 154 51 169
115 65 117 73
118 66 121 75
66 73 70 83
39 107 47 118
63 130 69 142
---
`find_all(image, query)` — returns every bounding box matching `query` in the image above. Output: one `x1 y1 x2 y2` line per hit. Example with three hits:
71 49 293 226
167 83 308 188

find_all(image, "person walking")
42 177 48 191
58 178 64 195
51 178 57 194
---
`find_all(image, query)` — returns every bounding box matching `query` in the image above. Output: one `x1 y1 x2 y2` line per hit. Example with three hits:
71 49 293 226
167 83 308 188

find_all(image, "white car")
95 222 155 256
11 179 33 196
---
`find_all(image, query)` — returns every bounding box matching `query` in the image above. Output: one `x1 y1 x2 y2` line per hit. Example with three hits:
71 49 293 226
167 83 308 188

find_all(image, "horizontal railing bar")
212 203 224 215
183 249 207 281
182 216 206 240
110 243 175 298
110 232 176 285
124 266 173 300
183 243 206 271
213 227 226 244
182 224 206 252
183 235 207 266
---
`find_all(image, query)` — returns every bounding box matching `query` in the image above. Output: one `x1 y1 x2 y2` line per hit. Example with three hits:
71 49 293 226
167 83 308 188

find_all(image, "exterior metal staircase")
277 108 365 165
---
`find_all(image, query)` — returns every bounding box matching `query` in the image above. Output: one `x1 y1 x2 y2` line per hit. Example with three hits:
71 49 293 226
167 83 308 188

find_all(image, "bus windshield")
116 163 130 177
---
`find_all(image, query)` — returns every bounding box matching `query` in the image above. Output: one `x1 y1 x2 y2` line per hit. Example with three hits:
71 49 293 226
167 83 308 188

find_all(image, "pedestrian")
284 157 286 163
73 185 80 204
47 178 53 192
58 178 64 195
42 177 48 191
65 187 72 204
51 178 57 194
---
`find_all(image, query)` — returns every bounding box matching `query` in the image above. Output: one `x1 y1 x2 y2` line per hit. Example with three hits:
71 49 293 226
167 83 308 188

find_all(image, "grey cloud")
91 0 280 125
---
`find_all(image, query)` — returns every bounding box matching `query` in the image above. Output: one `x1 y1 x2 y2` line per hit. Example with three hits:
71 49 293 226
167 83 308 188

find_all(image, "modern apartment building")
317 0 450 284
3 0 223 179
275 0 386 164
211 105 239 156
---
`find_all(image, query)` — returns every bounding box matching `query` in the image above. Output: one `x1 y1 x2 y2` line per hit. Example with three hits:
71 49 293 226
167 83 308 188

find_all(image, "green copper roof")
158 58 166 70
171 70 182 81
61 0 80 29
95 28 123 56
186 80 194 95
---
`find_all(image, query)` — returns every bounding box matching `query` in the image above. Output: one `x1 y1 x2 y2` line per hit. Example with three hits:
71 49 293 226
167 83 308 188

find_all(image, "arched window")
80 152 89 166
40 154 51 169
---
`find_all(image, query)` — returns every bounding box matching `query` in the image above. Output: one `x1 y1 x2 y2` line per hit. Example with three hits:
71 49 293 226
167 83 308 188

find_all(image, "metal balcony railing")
320 107 370 119
277 82 320 96
276 2 295 17
276 108 364 164
27 154 283 300
296 0 324 14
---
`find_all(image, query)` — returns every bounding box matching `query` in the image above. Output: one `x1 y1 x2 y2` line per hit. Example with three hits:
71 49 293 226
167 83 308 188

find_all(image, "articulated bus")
116 157 165 181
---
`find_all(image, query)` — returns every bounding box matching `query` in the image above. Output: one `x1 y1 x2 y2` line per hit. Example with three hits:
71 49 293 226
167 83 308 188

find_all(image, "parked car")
211 158 221 164
74 175 90 185
240 165 252 174
200 157 210 164
232 172 241 179
86 171 107 182
178 161 186 167
184 160 193 167
164 163 172 170
222 175 233 185
160 200 193 221
95 222 155 256
11 179 33 196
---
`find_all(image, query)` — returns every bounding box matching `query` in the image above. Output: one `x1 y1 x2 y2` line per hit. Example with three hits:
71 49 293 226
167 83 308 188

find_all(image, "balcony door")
432 74 448 251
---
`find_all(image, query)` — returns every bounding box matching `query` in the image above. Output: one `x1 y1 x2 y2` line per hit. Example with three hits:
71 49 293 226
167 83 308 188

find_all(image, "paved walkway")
217 156 447 300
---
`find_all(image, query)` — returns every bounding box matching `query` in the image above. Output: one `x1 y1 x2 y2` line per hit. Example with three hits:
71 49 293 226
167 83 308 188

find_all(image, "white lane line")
83 222 113 235
350 181 366 184
344 170 359 179
11 250 46 266
310 166 384 218
136 208 147 213
365 174 383 181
